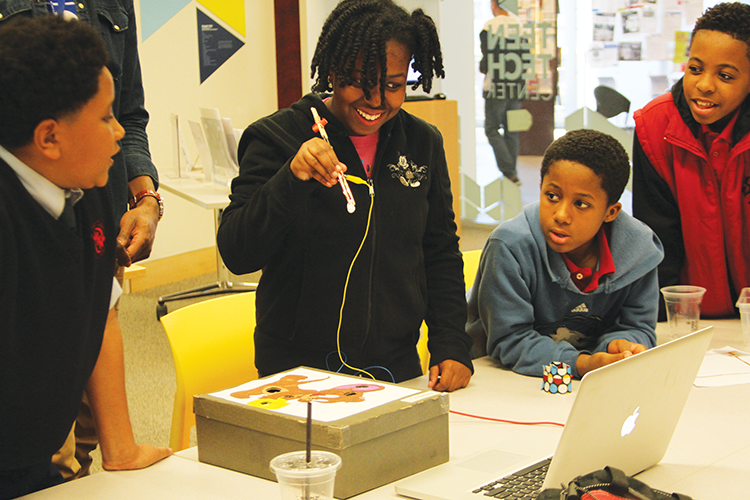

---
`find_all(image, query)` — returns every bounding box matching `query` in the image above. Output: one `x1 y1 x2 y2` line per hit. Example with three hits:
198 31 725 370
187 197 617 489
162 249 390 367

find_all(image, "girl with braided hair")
217 0 472 391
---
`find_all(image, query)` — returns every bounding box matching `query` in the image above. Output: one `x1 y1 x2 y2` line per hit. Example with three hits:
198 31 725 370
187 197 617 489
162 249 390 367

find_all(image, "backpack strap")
604 466 630 494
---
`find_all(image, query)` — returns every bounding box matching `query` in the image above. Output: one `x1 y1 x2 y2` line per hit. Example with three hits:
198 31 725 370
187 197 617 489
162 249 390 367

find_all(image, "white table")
20 319 749 499
637 319 750 496
157 175 256 318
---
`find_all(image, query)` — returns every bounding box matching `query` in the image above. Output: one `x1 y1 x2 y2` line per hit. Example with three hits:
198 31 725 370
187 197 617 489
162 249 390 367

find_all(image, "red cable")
450 410 565 427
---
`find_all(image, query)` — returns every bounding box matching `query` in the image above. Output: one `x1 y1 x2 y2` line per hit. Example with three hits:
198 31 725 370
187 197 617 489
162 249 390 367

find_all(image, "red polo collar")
561 226 615 293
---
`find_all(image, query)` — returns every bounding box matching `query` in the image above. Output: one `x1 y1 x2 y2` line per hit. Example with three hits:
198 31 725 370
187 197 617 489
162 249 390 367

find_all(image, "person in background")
217 0 473 392
0 0 164 480
0 16 169 499
479 0 524 185
467 130 663 378
633 2 750 319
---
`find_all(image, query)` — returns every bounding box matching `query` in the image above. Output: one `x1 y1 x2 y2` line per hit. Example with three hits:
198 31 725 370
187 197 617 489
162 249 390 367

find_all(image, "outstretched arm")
114 3 161 267
471 238 583 377
86 309 172 470
423 128 474 390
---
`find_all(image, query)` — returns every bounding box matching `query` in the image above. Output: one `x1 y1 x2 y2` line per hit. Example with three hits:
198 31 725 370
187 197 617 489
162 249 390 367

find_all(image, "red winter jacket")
632 80 750 318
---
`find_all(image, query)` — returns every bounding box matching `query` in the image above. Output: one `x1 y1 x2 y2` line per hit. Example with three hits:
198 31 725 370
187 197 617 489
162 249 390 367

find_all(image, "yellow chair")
417 249 483 374
462 249 483 291
159 292 258 451
417 326 431 375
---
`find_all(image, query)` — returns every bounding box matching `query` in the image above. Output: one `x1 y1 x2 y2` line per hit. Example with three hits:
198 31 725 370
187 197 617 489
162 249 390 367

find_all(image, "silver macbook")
395 326 714 500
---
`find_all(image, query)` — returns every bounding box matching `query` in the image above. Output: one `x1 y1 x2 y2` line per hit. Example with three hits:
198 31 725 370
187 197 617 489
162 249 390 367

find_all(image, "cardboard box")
194 367 449 498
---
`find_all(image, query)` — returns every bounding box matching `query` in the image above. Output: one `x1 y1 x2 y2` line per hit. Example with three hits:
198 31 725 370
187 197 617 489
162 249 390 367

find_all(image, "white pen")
311 107 356 213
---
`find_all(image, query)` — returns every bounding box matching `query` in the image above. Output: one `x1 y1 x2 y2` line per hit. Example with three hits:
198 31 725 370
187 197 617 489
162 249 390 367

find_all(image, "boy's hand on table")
608 339 647 356
428 360 471 392
102 443 173 471
576 340 647 377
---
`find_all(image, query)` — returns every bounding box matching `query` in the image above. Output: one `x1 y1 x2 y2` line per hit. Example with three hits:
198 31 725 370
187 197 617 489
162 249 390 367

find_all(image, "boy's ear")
604 202 622 223
33 119 62 160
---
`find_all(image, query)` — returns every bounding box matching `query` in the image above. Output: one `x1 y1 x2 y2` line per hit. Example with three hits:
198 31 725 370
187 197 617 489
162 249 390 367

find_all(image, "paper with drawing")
210 367 420 422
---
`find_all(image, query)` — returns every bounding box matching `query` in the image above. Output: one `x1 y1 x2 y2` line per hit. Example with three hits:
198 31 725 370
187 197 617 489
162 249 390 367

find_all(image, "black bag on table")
536 466 692 500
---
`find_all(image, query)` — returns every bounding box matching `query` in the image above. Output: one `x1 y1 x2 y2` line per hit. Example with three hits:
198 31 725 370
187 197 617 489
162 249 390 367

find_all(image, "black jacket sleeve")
632 131 684 321
216 114 317 275
420 127 474 374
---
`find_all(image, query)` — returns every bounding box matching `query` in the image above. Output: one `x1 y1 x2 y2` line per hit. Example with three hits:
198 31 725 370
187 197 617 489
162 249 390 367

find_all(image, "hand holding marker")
311 107 356 214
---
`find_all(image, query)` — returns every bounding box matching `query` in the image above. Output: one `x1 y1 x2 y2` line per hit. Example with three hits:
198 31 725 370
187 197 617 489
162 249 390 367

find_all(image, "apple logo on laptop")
621 407 640 437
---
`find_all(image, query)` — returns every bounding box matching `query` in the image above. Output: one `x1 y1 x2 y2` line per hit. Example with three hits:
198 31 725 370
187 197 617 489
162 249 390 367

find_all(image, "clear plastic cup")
269 451 341 500
660 285 706 340
736 288 750 342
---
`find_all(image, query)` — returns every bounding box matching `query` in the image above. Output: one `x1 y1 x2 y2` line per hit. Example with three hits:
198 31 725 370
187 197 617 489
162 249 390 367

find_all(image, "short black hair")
540 129 630 205
0 16 108 149
311 0 444 101
692 2 750 63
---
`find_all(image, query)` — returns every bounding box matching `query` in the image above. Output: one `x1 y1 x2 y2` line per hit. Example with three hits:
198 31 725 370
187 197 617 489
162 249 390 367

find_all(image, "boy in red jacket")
633 2 750 318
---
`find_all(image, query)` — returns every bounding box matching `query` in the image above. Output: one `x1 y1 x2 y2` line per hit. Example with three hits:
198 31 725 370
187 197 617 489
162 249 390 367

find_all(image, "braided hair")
692 2 750 63
311 0 444 100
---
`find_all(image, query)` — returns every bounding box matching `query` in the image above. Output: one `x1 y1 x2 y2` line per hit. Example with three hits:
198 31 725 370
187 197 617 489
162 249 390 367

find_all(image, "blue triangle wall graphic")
197 8 244 84
140 0 191 41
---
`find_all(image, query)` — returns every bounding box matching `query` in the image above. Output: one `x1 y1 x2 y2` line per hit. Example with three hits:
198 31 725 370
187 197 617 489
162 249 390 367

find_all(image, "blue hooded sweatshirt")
467 202 664 378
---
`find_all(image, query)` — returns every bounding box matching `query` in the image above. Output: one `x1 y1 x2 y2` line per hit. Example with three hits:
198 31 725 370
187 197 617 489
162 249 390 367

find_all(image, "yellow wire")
335 175 376 380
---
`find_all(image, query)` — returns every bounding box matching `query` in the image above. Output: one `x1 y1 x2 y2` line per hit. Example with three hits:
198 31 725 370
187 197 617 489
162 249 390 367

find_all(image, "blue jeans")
484 98 522 179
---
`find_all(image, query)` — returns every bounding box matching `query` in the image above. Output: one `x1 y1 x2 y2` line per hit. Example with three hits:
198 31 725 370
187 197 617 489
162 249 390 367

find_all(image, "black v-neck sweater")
0 159 115 471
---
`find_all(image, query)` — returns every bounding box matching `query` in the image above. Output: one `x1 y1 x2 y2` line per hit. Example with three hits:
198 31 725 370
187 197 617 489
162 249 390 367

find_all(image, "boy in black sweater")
0 16 170 499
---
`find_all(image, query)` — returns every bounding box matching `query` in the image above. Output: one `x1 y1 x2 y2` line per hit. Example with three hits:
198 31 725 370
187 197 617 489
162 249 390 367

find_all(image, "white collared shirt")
0 145 121 308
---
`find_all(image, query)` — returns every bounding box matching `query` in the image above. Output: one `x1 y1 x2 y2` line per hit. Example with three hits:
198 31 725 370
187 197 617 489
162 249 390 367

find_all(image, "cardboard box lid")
194 367 449 450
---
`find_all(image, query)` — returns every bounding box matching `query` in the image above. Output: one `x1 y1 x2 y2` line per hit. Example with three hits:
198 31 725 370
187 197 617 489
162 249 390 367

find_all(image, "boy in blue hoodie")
467 129 664 378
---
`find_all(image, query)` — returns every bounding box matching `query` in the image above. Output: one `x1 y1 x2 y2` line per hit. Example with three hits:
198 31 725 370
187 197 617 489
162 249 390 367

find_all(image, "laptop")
395 326 714 500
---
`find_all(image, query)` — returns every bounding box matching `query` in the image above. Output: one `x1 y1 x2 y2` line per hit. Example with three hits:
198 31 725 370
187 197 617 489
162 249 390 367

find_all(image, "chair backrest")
594 85 631 119
159 291 258 451
462 249 482 291
417 249 484 374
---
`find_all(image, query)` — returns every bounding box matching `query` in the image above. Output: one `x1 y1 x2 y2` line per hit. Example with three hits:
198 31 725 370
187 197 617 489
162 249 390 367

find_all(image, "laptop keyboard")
472 457 551 499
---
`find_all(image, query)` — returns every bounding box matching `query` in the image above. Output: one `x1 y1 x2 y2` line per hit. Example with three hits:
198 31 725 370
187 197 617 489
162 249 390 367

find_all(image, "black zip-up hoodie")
217 94 473 382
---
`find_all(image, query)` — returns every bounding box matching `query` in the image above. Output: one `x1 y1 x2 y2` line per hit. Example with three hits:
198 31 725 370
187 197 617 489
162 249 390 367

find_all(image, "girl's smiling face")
683 30 750 125
325 40 410 136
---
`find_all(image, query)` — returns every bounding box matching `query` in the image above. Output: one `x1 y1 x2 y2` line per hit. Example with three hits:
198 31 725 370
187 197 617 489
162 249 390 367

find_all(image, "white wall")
438 0 476 180
135 1 278 262
300 0 338 92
